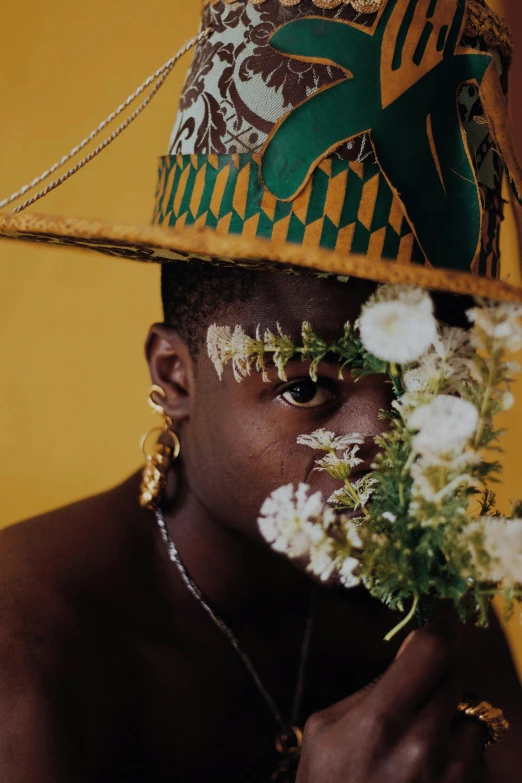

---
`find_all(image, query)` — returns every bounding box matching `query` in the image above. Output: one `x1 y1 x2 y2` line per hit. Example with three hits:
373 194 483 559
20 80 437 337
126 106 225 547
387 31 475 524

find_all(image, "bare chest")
95 620 393 783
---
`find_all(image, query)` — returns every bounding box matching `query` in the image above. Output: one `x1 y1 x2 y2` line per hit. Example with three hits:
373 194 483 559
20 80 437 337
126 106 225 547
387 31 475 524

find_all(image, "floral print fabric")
169 0 376 160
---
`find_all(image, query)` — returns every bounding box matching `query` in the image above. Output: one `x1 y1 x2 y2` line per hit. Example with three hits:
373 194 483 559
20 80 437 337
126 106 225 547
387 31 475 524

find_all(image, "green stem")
480 588 522 598
388 363 403 397
438 465 447 494
343 479 370 519
401 449 417 479
416 597 436 628
398 449 416 509
384 593 420 642
474 358 497 450
417 600 425 629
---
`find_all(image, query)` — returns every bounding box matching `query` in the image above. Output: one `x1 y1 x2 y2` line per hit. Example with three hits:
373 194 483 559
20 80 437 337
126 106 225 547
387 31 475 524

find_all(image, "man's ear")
145 324 194 425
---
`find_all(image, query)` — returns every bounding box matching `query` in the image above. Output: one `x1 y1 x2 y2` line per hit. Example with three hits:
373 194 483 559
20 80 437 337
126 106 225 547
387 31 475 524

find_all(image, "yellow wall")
1 1 522 671
0 0 198 513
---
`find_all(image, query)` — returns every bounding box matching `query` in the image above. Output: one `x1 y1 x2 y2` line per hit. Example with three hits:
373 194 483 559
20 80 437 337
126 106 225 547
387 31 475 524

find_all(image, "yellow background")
1 1 522 669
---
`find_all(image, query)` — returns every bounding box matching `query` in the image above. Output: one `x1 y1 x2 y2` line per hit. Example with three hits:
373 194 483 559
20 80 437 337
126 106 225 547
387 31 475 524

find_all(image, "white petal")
359 288 437 364
339 557 361 587
409 396 478 455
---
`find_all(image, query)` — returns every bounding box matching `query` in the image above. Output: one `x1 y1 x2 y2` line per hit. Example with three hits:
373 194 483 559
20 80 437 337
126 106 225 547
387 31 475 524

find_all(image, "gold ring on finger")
457 699 509 750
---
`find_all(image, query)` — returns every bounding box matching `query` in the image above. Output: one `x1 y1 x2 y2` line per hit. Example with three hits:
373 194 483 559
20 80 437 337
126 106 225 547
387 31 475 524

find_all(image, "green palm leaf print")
260 0 494 271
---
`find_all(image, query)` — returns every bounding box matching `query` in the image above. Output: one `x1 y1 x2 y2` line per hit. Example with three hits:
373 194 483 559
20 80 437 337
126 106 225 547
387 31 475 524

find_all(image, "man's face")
180 274 393 546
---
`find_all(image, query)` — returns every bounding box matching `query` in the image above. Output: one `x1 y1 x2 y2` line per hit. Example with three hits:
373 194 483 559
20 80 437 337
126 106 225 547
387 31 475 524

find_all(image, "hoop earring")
139 384 181 510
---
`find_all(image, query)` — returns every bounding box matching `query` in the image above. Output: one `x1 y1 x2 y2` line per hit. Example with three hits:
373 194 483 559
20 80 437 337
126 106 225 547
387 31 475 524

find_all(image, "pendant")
270 727 303 783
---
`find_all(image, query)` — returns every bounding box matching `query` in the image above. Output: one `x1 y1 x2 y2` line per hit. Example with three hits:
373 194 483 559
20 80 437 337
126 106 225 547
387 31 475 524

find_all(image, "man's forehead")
223 271 376 336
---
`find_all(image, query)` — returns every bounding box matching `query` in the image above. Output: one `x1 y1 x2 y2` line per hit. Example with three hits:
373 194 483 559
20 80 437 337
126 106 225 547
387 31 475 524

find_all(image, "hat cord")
0 27 211 214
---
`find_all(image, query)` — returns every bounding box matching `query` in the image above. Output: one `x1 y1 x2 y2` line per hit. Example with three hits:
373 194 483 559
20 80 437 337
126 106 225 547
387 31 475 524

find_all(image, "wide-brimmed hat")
0 0 521 301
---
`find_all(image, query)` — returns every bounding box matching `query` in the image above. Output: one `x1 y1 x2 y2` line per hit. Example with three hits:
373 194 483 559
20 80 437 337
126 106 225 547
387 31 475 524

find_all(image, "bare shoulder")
2 471 147 581
0 473 152 780
0 471 152 660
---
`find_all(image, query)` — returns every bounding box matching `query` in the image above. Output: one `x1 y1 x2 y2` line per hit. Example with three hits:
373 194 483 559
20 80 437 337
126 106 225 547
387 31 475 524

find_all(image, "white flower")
306 514 362 586
382 511 397 523
359 285 437 364
263 324 295 381
417 450 481 470
475 517 522 584
207 325 232 380
397 327 472 410
342 446 364 470
430 326 474 389
308 535 338 582
402 365 433 394
393 391 432 421
297 429 365 452
258 483 323 557
467 302 522 353
408 396 479 456
340 517 364 548
328 488 348 507
410 463 479 507
502 391 515 411
339 556 361 588
329 476 376 510
316 447 363 480
433 326 471 361
351 476 378 506
206 324 255 382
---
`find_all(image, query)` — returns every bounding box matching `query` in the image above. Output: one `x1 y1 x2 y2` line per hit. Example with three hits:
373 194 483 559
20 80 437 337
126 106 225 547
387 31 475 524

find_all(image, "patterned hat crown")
1 0 520 303
153 0 517 283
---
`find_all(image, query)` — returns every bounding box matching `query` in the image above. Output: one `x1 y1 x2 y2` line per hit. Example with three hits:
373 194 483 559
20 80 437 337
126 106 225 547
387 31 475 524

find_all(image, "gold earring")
139 384 181 510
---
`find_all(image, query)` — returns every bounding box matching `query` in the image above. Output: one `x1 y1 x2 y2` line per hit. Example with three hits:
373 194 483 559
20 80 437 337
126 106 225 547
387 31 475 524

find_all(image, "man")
0 266 521 781
0 1 521 780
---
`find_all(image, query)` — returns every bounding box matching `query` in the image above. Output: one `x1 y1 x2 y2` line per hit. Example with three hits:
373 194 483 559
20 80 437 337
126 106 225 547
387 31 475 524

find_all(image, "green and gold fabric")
0 0 521 303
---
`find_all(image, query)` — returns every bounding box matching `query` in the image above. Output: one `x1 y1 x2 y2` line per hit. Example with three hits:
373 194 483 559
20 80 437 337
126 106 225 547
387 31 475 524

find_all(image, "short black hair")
161 260 474 355
161 261 258 354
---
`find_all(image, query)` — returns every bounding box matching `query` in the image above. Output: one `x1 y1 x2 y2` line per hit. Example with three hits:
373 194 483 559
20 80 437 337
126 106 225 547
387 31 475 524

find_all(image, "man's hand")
297 623 488 782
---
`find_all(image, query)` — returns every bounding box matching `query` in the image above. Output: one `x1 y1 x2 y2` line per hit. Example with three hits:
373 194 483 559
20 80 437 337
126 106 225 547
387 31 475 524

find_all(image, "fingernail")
396 631 416 659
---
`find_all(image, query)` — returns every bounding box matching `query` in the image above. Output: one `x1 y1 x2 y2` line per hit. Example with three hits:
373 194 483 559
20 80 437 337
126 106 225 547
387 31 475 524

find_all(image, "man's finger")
363 621 461 719
390 668 464 777
445 717 487 782
316 676 382 725
412 667 463 741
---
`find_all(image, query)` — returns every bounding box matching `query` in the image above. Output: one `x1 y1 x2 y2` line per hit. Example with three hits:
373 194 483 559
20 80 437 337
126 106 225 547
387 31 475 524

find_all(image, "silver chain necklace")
154 508 314 783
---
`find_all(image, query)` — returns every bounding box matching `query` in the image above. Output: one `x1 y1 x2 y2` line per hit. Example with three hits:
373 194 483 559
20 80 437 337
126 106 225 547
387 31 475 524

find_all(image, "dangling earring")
139 384 181 510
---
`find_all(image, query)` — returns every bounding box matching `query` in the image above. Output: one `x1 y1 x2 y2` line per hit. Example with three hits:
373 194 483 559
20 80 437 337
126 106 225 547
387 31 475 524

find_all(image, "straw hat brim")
1 211 521 302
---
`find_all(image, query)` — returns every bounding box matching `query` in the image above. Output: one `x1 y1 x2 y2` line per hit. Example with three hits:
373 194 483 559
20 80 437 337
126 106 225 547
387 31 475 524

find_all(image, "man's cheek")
214 437 306 510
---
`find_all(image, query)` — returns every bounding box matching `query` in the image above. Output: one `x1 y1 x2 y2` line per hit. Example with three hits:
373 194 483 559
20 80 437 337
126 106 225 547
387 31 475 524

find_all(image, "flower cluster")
207 285 522 638
207 320 379 384
358 285 437 365
258 482 364 588
295 430 376 514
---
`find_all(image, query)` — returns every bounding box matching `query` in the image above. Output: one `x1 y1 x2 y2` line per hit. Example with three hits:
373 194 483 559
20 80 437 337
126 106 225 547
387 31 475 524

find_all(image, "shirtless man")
1 0 522 779
1 268 521 782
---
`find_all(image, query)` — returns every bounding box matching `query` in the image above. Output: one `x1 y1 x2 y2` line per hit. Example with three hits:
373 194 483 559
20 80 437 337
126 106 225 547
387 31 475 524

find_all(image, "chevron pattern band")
152 153 501 277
